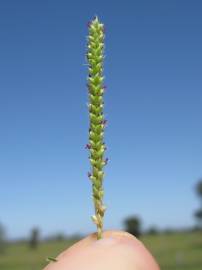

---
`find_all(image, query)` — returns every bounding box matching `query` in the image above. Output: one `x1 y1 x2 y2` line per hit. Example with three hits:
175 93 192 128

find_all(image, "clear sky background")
0 0 202 239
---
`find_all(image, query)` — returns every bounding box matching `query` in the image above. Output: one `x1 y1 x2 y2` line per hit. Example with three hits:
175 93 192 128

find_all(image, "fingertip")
43 230 160 270
95 230 160 270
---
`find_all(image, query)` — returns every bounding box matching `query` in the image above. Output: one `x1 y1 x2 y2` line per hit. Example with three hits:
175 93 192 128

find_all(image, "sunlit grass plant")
85 16 107 240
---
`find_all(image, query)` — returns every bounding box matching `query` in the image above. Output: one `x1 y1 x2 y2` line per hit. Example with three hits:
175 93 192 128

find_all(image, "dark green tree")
196 180 202 202
194 180 202 229
194 209 202 219
29 227 40 249
124 216 141 238
0 223 6 254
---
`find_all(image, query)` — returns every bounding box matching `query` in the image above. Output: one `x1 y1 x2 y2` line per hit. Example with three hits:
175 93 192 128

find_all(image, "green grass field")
142 232 202 270
0 232 201 270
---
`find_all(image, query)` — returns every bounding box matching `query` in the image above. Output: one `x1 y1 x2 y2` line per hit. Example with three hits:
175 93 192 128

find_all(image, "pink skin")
43 230 160 270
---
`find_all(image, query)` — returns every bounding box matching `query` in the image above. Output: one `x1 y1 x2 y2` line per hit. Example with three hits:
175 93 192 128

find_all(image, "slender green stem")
86 16 107 240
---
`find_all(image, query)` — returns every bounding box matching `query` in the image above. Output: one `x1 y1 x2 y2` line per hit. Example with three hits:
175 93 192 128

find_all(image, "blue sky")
0 0 202 239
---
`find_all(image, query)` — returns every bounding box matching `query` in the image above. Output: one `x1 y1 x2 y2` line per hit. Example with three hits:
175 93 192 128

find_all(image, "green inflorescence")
86 16 107 240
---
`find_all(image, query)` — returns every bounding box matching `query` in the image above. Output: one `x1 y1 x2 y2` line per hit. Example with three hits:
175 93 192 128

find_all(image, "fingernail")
93 237 119 247
108 232 139 248
92 234 137 249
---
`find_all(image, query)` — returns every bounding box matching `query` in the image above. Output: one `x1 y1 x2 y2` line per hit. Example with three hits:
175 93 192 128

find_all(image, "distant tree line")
1 179 201 251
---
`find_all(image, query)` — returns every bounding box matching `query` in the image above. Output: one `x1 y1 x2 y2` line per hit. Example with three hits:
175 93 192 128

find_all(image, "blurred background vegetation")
0 179 202 270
